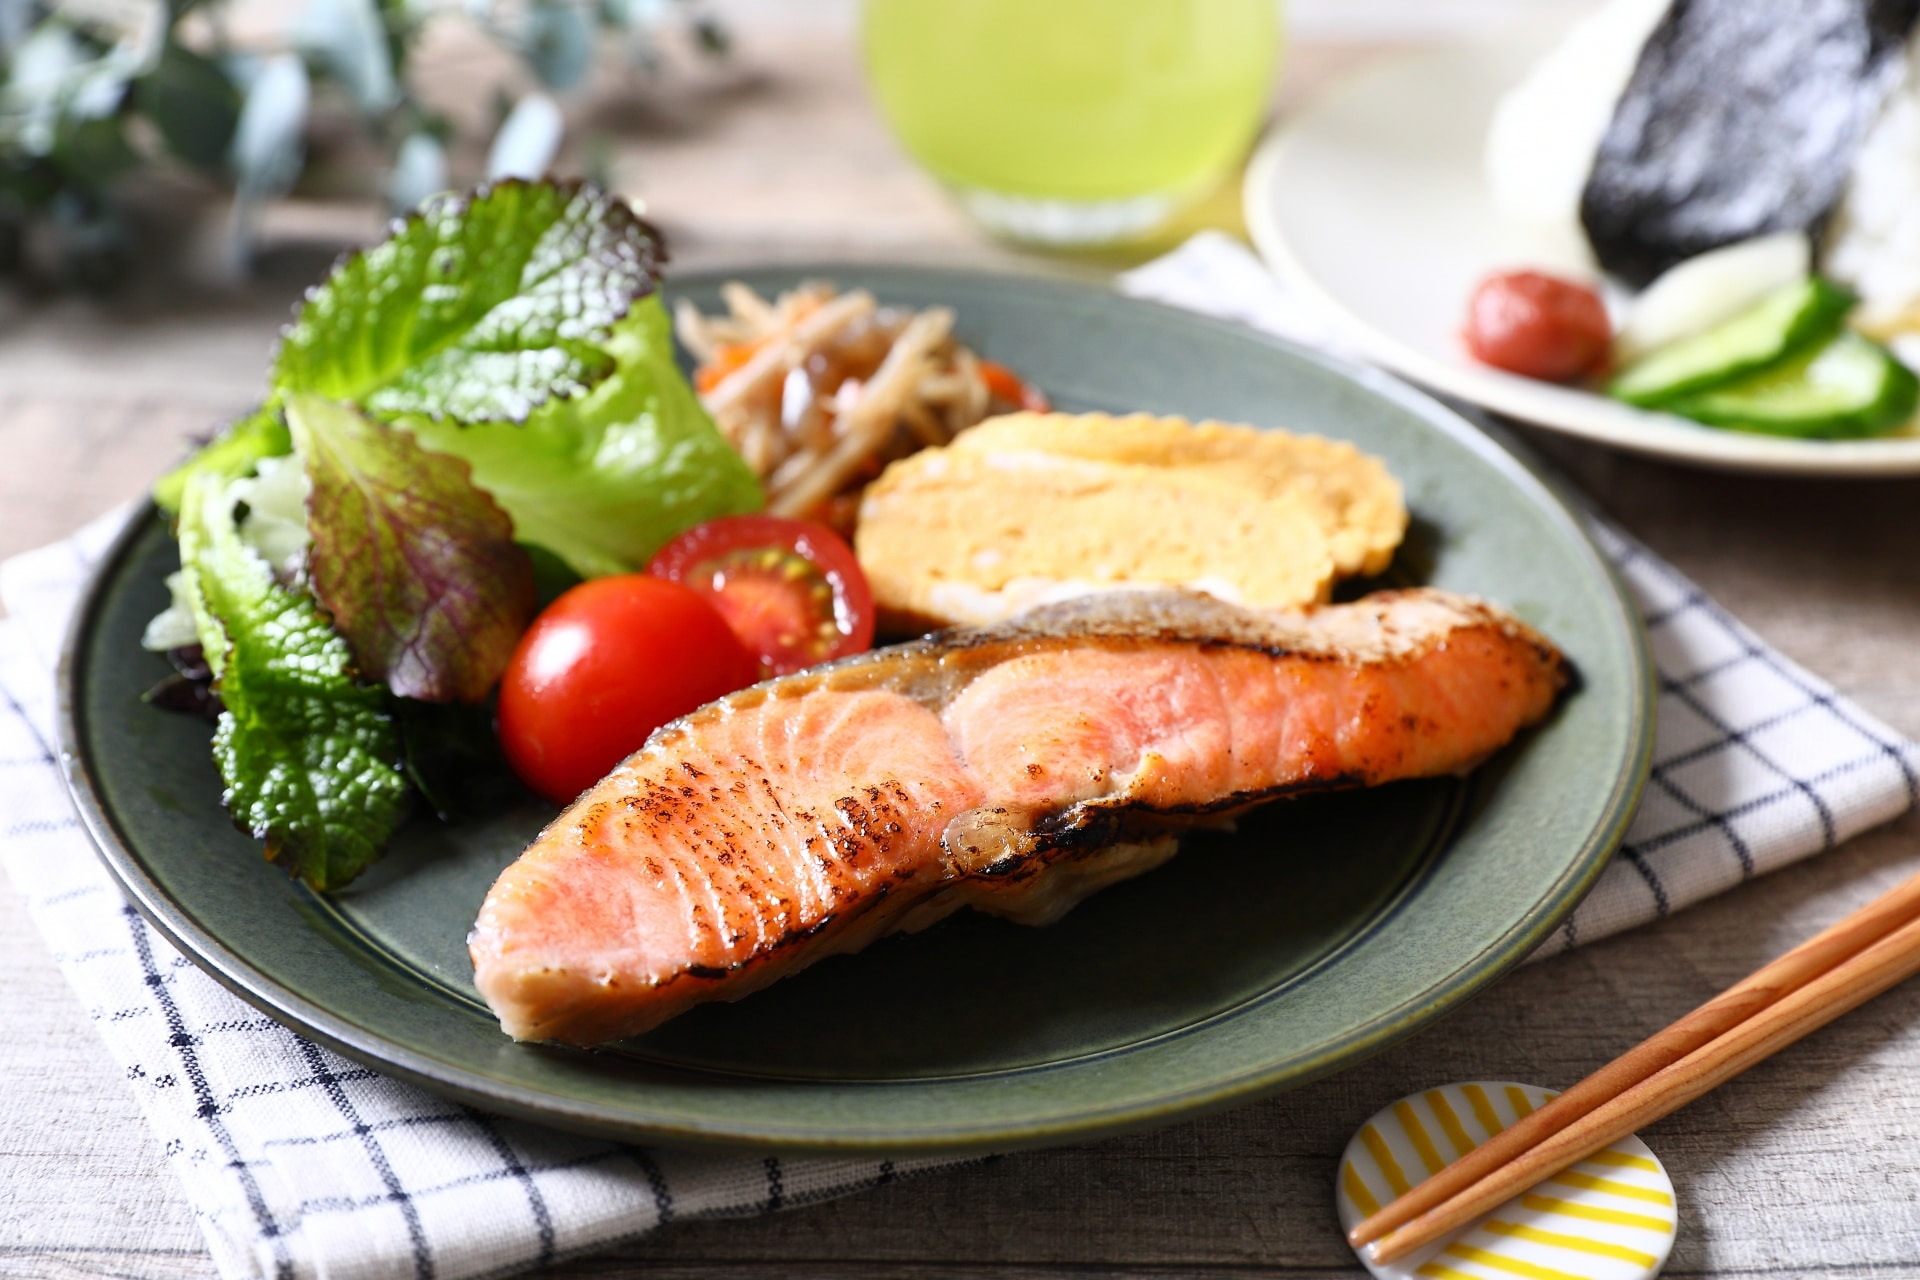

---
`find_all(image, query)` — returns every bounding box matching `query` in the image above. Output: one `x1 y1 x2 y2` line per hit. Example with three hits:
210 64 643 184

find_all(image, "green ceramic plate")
60 267 1652 1155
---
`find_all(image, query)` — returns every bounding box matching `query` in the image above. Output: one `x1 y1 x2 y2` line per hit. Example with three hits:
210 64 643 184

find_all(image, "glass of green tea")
862 0 1281 247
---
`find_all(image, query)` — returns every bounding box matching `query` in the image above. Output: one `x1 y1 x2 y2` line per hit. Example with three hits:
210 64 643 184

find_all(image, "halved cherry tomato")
497 576 758 804
978 358 1052 412
647 514 875 678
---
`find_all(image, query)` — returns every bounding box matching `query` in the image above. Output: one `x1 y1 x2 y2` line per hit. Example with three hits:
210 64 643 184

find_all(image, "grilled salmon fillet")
470 589 1567 1045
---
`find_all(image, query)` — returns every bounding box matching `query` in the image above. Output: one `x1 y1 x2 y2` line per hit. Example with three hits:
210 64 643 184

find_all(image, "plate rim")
57 263 1656 1154
1241 42 1920 478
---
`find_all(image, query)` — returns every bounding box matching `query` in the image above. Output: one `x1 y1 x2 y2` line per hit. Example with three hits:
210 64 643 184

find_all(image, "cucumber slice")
1608 277 1854 407
1664 330 1919 439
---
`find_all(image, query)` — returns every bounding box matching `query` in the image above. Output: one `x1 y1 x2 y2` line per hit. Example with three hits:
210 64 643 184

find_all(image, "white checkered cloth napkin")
2 236 1916 1280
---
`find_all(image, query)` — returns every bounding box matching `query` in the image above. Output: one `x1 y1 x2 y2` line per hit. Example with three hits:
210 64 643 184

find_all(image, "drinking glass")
863 0 1281 247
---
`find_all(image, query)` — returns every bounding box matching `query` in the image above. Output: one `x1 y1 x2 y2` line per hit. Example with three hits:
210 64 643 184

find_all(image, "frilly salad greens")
148 179 762 890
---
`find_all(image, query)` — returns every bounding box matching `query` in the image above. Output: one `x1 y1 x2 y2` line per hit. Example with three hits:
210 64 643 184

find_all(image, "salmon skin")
470 589 1567 1045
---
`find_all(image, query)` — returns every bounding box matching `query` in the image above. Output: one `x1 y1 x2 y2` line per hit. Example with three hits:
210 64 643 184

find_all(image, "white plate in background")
1243 29 1920 475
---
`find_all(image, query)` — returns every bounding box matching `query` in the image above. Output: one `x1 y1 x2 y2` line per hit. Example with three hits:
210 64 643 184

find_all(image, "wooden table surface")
6 10 1920 1279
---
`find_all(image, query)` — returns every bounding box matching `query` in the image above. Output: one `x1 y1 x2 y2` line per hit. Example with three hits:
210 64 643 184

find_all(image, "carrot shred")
695 339 763 392
979 359 1052 413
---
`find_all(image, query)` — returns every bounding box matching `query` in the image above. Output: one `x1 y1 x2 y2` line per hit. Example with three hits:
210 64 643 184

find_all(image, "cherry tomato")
647 514 876 677
497 576 758 804
1463 270 1612 382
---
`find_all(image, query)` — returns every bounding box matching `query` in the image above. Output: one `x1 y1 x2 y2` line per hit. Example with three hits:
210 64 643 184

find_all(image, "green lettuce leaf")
273 179 665 423
286 394 536 703
405 294 763 578
143 180 760 888
178 472 411 890
153 404 291 516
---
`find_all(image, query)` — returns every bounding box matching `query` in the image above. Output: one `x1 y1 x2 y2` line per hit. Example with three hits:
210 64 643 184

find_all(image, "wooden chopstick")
1362 870 1920 1264
1350 867 1920 1250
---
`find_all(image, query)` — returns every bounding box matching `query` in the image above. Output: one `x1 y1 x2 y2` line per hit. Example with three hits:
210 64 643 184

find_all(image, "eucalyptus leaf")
523 2 591 90
691 15 728 56
484 92 563 182
599 0 669 29
134 41 241 171
3 0 730 292
42 186 130 290
229 53 308 197
0 2 31 53
386 129 446 212
3 24 88 154
293 0 397 113
66 58 131 120
52 114 138 183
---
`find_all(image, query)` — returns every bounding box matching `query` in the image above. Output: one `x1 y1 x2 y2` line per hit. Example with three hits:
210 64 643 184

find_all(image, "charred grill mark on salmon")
470 589 1568 1045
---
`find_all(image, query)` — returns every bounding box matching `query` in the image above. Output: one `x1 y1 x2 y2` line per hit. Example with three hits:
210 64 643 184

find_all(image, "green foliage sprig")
0 0 726 289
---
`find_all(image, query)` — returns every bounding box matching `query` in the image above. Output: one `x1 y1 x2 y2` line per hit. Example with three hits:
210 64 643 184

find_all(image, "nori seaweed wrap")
1581 0 1920 287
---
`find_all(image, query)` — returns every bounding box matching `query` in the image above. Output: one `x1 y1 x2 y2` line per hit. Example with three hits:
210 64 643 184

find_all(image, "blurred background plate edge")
1243 36 1920 477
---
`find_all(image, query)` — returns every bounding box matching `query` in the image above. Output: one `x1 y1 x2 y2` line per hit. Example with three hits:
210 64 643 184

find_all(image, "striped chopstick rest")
1336 1082 1677 1280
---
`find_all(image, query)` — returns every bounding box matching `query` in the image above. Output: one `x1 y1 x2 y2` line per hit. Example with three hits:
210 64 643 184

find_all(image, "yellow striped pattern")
1427 1090 1476 1161
1519 1196 1672 1234
1485 1220 1658 1267
1364 1122 1414 1197
1336 1081 1676 1280
1345 1161 1382 1218
1397 1100 1447 1176
1444 1242 1591 1280
1582 1151 1661 1175
1548 1171 1674 1206
1463 1084 1505 1136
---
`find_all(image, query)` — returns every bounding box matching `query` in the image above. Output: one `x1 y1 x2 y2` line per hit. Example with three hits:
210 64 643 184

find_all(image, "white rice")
1482 0 1671 267
1825 29 1920 332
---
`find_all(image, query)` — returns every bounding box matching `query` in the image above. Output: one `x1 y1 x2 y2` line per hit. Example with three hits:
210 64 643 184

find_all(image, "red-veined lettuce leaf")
286 393 535 703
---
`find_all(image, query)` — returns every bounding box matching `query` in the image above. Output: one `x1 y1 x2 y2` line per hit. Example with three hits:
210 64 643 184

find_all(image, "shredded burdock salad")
676 283 1050 531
